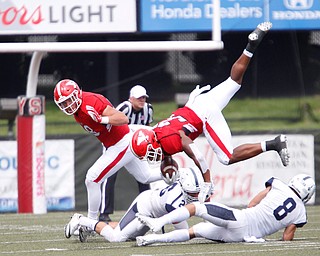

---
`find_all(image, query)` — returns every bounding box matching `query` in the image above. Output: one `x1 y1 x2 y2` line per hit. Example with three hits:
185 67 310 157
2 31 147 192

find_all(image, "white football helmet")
288 174 315 204
178 167 204 203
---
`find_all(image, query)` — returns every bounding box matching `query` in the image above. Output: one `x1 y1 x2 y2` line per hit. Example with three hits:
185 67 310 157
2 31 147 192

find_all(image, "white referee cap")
130 85 149 98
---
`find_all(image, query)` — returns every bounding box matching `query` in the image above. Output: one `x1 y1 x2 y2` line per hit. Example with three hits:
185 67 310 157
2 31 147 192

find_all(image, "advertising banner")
0 140 75 212
0 0 136 34
140 0 320 32
172 134 315 206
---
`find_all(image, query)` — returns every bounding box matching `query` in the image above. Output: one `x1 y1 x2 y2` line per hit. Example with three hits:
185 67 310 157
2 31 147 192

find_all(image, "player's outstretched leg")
245 22 272 54
232 22 272 84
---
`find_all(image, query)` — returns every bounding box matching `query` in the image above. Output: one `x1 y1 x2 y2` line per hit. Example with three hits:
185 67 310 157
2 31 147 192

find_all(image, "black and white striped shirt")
116 100 153 125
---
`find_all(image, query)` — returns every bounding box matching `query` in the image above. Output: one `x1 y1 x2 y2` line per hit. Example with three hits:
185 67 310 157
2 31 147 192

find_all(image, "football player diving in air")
130 22 289 204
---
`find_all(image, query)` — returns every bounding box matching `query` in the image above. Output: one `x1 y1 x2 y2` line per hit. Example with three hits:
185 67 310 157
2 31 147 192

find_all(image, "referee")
99 85 154 222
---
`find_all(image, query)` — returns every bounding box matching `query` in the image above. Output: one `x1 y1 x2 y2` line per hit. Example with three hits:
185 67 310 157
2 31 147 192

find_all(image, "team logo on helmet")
54 79 82 115
130 128 163 165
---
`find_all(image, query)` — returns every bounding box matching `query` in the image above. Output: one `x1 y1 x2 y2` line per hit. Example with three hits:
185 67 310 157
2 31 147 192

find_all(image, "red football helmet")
130 128 163 165
54 79 82 115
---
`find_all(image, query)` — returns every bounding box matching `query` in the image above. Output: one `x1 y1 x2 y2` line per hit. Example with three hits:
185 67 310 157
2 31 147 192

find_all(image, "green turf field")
0 206 319 256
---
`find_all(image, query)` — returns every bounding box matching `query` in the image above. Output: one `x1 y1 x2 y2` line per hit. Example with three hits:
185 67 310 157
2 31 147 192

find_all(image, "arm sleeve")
147 103 154 124
265 177 275 188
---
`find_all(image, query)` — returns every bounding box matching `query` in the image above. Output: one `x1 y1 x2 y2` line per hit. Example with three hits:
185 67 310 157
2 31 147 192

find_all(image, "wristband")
100 116 110 124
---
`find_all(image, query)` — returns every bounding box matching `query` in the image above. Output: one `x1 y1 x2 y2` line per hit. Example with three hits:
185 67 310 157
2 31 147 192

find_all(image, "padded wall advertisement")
0 140 75 212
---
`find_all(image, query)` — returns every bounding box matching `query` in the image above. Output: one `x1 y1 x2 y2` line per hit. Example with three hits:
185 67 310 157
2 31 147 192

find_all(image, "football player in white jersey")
64 166 204 243
136 174 315 245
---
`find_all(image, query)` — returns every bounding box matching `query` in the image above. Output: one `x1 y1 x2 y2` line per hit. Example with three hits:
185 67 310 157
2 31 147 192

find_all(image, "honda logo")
284 0 313 10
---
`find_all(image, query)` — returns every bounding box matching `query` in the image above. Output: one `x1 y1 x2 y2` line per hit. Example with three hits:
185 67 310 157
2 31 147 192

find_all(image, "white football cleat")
275 134 290 167
136 213 163 233
136 234 159 246
64 213 82 238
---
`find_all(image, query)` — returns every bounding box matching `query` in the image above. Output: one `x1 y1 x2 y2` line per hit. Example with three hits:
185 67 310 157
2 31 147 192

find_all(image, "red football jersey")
153 106 203 155
74 91 129 148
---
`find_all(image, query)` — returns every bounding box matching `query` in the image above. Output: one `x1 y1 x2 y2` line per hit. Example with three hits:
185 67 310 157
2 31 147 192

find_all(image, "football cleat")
78 226 96 243
99 213 112 222
136 234 159 246
136 213 163 233
246 22 272 53
274 134 290 167
64 213 82 239
79 226 88 243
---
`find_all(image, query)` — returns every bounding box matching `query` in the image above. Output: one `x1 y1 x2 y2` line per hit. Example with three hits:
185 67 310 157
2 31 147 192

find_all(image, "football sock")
155 229 190 243
100 224 116 242
158 206 191 226
265 138 277 151
79 216 98 231
243 49 253 58
85 179 101 220
261 141 267 152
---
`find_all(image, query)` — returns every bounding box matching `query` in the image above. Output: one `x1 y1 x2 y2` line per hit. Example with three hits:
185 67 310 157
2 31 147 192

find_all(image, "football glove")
186 84 211 107
198 182 214 203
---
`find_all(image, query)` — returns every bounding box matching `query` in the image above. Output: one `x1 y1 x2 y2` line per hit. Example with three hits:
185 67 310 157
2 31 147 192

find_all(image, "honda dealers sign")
140 0 320 31
0 0 136 34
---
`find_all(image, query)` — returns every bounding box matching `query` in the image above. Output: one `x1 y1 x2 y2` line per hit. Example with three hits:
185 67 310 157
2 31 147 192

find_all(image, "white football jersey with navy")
244 178 307 238
138 182 187 218
112 182 187 241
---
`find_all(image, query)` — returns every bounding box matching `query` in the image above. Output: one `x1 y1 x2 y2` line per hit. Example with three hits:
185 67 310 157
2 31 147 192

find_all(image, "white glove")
198 182 214 203
162 170 179 185
186 84 211 107
243 236 265 243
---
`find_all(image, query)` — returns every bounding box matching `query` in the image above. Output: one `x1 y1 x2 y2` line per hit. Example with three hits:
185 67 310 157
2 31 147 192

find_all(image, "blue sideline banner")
140 0 320 32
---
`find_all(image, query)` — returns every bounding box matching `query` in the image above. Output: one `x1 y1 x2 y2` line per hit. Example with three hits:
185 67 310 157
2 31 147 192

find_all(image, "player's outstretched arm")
180 133 214 203
248 186 271 208
101 105 129 125
282 224 296 241
180 132 210 177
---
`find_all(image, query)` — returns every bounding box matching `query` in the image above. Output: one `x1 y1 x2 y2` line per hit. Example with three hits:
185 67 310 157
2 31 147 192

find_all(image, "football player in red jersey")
54 79 162 222
130 22 289 203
